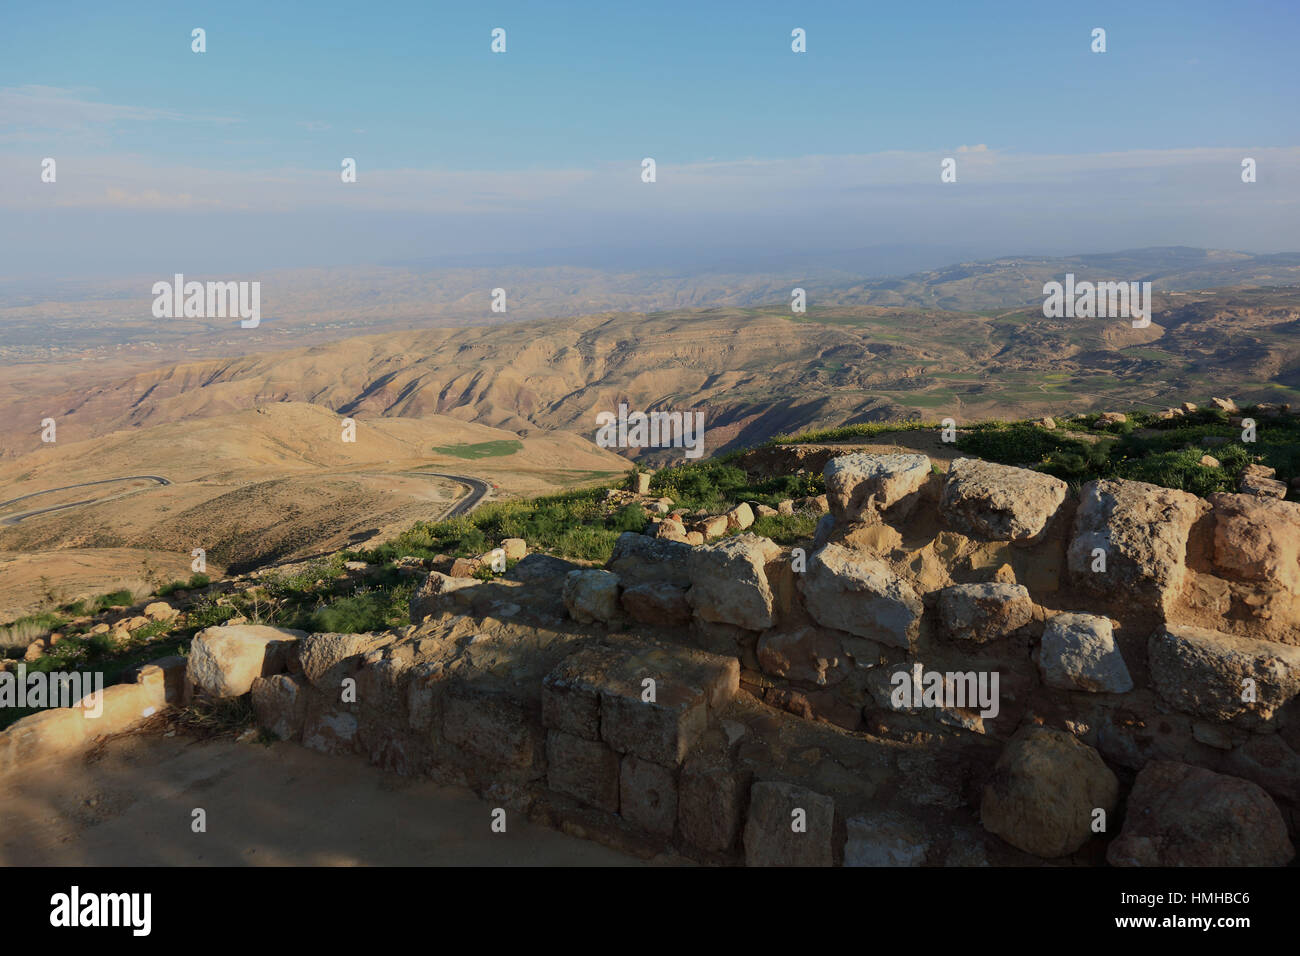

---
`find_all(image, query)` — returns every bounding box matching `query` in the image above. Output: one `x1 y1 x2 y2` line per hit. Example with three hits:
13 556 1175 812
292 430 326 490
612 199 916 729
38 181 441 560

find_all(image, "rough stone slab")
443 683 545 772
620 582 691 627
799 543 922 649
541 644 627 740
678 760 750 854
1148 624 1300 726
601 681 707 768
1107 760 1295 866
1039 612 1133 693
743 781 835 867
252 673 310 742
546 730 620 812
824 452 932 523
605 530 696 590
563 569 621 624
685 534 781 631
1207 493 1300 594
298 632 390 693
941 458 1067 545
301 693 359 756
1068 478 1206 610
844 813 930 867
187 625 305 698
938 582 1033 644
619 754 677 836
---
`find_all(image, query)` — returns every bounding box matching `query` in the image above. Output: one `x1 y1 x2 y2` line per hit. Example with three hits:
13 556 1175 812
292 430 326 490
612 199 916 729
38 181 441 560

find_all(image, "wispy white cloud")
0 85 240 135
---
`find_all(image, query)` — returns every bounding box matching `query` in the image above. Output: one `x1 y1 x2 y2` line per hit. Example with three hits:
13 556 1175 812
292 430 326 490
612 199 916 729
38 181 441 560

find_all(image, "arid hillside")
0 402 626 617
7 286 1298 464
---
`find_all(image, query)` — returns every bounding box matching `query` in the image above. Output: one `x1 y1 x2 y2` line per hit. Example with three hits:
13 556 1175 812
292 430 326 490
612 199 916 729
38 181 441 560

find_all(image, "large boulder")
1038 613 1133 693
605 531 692 588
1107 761 1295 866
562 569 621 624
1207 493 1300 594
1068 479 1206 612
798 543 922 649
980 726 1118 858
186 625 305 698
940 459 1067 545
685 534 782 631
824 453 932 523
1148 624 1300 726
937 582 1034 643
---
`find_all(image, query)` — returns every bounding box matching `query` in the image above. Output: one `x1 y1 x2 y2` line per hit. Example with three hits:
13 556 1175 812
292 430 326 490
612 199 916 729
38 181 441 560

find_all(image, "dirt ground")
0 732 648 867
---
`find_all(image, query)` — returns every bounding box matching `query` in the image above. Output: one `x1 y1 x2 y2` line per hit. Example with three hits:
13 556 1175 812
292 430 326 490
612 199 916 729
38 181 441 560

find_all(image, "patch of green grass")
306 583 414 633
746 513 820 545
770 420 937 445
430 439 523 460
0 611 69 649
157 573 211 597
93 589 135 612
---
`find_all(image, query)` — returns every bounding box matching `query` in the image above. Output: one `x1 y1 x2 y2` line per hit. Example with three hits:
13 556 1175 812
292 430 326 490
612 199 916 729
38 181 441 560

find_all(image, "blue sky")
2 0 1298 276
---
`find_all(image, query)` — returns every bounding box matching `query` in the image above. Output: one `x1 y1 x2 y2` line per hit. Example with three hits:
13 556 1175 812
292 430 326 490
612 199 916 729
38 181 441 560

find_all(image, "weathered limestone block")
546 730 620 812
301 692 359 756
298 632 390 693
1038 613 1133 693
251 673 309 742
1207 493 1300 594
620 582 691 627
938 582 1033 643
685 534 782 630
980 726 1117 858
541 645 626 740
799 543 921 649
1107 761 1295 867
824 452 932 523
1148 624 1300 726
563 569 621 624
443 683 545 772
678 759 750 854
743 781 835 867
545 640 738 769
941 459 1067 545
619 754 677 836
187 625 305 698
1068 478 1206 611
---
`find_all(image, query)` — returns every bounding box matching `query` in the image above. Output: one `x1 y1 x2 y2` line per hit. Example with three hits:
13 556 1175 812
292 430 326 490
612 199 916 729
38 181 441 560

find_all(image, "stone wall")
5 450 1295 866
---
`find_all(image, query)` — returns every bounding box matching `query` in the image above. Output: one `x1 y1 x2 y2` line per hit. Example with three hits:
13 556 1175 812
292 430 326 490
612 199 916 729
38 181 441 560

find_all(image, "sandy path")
0 733 647 867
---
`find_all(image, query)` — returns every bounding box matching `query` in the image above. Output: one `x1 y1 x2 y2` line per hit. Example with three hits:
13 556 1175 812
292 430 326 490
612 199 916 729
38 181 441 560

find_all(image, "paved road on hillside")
0 476 172 526
0 471 489 528
399 472 492 518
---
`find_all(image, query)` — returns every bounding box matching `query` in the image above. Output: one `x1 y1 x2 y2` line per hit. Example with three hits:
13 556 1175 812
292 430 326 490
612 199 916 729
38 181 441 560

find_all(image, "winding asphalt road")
401 472 492 518
0 471 490 528
0 475 171 527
